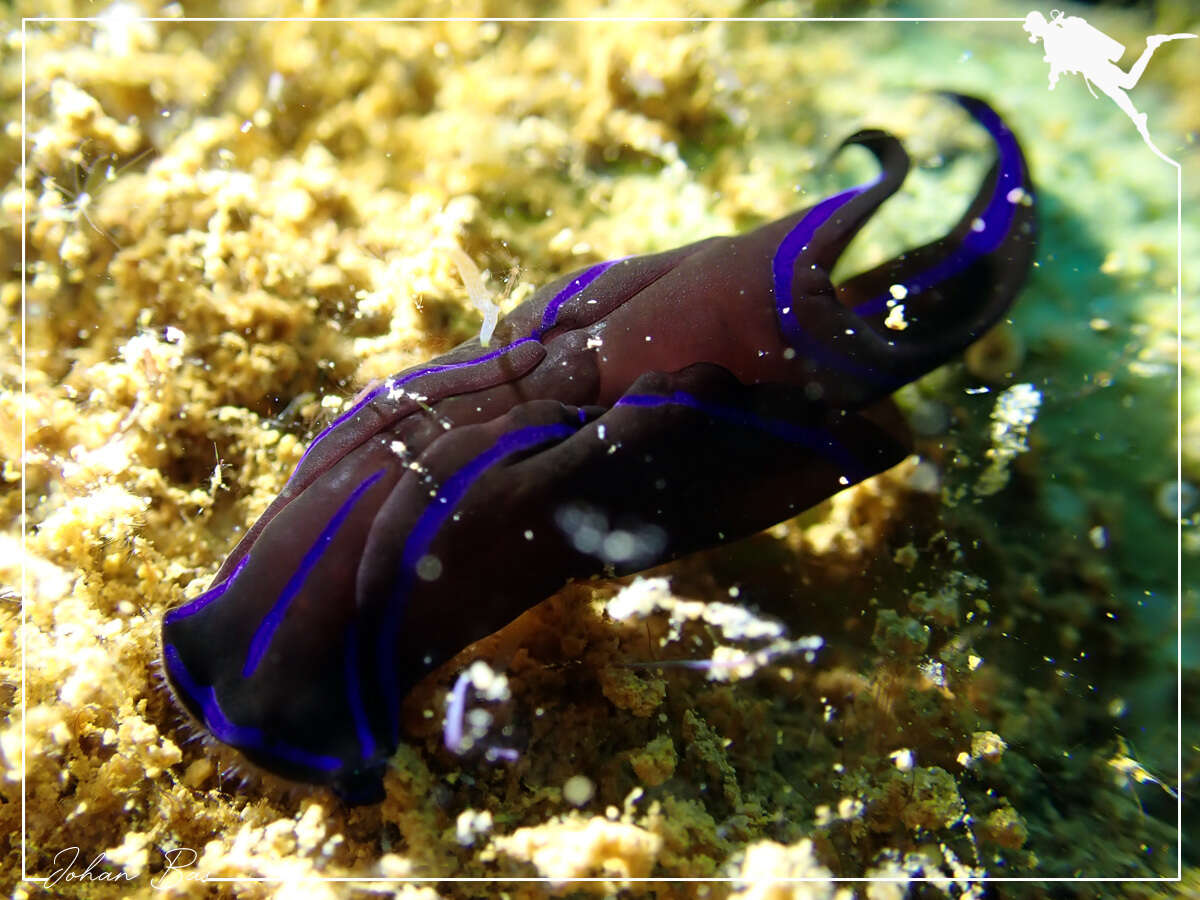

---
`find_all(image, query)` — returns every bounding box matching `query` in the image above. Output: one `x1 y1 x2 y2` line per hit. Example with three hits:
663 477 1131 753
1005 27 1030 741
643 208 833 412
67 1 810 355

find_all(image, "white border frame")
18 13 1185 889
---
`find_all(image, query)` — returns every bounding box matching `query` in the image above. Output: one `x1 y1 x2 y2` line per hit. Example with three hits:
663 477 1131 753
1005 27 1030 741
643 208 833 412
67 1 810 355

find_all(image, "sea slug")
161 93 1036 805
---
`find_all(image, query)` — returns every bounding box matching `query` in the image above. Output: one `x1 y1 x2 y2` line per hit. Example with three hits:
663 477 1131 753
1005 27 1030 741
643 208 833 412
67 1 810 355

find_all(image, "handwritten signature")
47 846 203 888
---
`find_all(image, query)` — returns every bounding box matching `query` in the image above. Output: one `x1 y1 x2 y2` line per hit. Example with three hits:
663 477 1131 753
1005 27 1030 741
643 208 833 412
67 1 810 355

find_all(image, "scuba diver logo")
1022 10 1195 164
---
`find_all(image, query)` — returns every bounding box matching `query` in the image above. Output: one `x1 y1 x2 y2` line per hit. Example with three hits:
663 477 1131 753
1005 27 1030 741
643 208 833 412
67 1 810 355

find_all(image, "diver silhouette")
1023 10 1195 164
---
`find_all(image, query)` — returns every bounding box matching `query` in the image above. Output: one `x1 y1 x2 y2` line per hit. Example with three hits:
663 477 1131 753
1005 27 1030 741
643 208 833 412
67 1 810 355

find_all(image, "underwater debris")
489 812 662 884
1155 478 1197 519
975 381 1041 496
454 808 494 847
1108 736 1178 801
964 321 1025 382
442 660 518 763
562 774 596 807
605 576 824 679
729 839 836 899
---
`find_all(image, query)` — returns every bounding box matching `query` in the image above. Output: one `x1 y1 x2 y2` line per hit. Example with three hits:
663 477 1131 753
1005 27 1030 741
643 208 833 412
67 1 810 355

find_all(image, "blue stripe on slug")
342 626 377 762
298 261 626 471
615 390 871 483
853 96 1029 319
532 259 624 338
296 338 544 468
164 644 343 773
771 183 902 387
377 421 580 742
772 184 869 343
242 468 388 677
163 554 250 625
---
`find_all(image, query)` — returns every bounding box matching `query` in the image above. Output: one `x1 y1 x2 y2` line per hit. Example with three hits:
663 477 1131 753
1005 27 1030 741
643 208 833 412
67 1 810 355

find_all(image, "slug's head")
161 579 395 804
160 456 408 806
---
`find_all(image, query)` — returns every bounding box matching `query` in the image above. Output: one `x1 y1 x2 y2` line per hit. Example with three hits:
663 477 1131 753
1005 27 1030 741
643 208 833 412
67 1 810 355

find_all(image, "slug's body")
162 94 1036 804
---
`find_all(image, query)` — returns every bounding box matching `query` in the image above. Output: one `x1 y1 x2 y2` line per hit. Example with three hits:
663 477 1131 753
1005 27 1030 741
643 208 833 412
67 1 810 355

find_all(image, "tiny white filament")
444 243 500 347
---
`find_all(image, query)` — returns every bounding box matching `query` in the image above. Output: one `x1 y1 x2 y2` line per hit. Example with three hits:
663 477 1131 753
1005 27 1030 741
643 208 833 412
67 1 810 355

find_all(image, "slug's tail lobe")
767 93 1034 414
832 93 1037 379
794 128 912 278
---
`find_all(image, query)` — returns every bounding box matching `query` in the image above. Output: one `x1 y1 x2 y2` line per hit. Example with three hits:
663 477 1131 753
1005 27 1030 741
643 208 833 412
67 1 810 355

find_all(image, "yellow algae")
598 664 666 717
968 730 1007 765
896 767 965 833
730 839 839 900
628 732 678 787
682 708 743 810
978 802 1028 850
103 829 152 881
491 812 661 884
794 459 919 567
